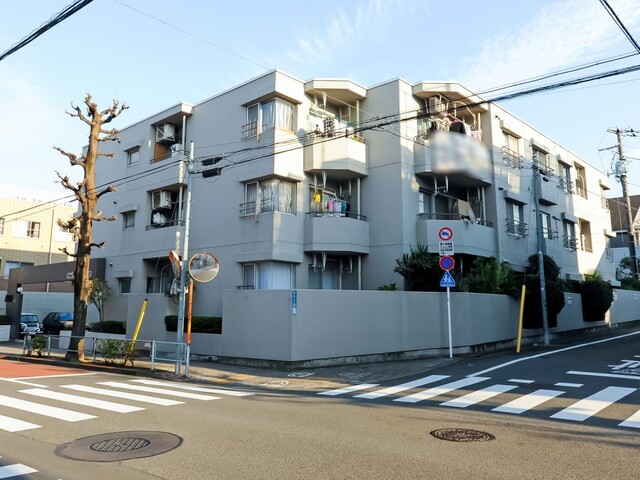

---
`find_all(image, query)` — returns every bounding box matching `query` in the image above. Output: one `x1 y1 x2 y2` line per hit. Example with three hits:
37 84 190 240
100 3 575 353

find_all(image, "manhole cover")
430 428 495 442
55 431 182 462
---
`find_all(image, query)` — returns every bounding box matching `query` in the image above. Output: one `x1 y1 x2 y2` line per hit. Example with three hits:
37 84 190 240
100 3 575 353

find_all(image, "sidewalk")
0 339 458 391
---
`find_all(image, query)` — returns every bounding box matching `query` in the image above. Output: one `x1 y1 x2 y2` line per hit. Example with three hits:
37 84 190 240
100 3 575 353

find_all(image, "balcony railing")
417 212 493 227
601 197 609 210
305 211 367 221
575 183 588 199
558 177 574 194
502 147 523 169
542 228 559 240
241 121 258 139
563 235 578 250
505 218 528 237
145 219 185 230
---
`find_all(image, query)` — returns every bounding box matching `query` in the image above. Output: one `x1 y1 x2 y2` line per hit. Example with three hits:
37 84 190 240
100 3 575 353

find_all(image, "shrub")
377 283 398 291
164 315 222 334
461 256 520 298
89 320 126 334
576 272 614 322
393 244 441 291
98 338 135 366
523 254 565 329
28 335 47 357
0 315 10 325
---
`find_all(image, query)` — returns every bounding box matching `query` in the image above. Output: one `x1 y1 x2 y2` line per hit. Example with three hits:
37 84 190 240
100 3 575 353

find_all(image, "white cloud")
457 0 640 92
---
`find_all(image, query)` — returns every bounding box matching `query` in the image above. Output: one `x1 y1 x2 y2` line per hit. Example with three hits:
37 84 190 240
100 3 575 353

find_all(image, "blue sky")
1 0 639 197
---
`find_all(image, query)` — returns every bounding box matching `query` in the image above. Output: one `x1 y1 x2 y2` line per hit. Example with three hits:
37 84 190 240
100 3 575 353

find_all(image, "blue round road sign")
438 227 453 241
439 256 455 271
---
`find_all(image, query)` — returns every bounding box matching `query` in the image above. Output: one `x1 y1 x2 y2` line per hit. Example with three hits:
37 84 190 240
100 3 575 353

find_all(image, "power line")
599 0 640 54
0 0 94 62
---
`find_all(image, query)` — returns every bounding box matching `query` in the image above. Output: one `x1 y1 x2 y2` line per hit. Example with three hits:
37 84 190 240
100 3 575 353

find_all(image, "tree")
88 278 110 323
461 256 520 298
393 244 440 291
579 271 614 322
523 254 566 329
54 94 127 361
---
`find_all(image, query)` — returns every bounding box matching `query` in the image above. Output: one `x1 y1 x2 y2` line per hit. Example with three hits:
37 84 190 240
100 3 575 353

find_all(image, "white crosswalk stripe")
61 384 184 405
19 388 145 413
0 414 40 433
0 393 96 422
394 377 490 404
550 386 637 422
318 376 640 429
440 384 517 408
493 389 565 414
96 381 221 400
354 375 449 399
131 379 254 396
0 463 37 479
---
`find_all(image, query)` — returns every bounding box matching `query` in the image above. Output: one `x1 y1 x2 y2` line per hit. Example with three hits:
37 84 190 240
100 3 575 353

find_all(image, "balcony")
416 213 495 256
502 147 523 169
414 131 491 186
303 212 369 254
505 218 528 237
304 134 367 180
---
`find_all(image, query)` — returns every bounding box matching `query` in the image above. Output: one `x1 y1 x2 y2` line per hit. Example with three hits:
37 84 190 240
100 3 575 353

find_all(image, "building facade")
0 185 76 292
91 70 616 324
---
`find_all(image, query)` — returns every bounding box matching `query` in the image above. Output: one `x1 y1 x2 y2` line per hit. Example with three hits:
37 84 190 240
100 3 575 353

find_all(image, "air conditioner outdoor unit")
156 123 176 143
428 96 446 114
170 144 183 157
152 190 172 209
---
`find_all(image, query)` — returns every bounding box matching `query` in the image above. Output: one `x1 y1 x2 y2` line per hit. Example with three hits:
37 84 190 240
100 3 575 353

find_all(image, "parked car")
20 313 41 336
42 312 74 335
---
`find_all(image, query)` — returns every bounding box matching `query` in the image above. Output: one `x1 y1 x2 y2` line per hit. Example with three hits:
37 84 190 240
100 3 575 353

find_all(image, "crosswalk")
0 378 254 434
319 375 640 429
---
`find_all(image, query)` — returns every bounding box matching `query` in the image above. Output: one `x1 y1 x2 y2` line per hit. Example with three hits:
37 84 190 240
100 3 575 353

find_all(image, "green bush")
0 315 10 325
98 338 135 366
377 283 398 291
620 278 640 291
90 321 127 334
164 315 222 334
576 275 614 322
29 335 47 357
523 254 565 329
461 256 520 298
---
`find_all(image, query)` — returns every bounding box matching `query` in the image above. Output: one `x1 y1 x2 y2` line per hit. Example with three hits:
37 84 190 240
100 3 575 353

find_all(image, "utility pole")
609 128 639 279
532 150 550 346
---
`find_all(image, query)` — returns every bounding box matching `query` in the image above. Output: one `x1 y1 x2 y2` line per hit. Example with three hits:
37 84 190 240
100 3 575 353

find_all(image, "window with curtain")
243 262 294 289
242 178 295 215
244 99 294 138
13 220 40 238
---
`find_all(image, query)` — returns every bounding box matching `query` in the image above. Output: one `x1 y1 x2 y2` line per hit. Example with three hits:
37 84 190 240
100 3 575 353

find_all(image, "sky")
1 0 639 199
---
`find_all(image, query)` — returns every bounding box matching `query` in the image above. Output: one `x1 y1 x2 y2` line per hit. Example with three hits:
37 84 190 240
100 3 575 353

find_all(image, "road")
0 329 639 479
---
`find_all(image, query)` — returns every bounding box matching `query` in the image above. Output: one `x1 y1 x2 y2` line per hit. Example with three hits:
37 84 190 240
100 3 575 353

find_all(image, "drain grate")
56 431 182 462
430 428 495 442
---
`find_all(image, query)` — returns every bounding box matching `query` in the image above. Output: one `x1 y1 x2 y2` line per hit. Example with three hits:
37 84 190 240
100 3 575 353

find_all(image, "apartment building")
92 70 616 322
0 185 76 291
607 194 640 275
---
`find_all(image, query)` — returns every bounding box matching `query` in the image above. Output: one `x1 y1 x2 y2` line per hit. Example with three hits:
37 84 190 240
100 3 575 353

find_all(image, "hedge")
0 315 10 325
89 321 127 334
164 315 221 334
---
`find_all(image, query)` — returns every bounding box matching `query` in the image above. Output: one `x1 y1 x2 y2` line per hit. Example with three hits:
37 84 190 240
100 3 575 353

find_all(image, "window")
418 190 433 214
534 149 553 175
575 164 587 198
502 133 522 168
557 162 572 193
505 200 527 236
55 224 74 242
579 219 592 252
127 147 140 166
3 261 33 277
242 99 294 138
123 212 135 229
540 212 557 240
563 220 577 250
240 179 295 216
0 217 4 235
503 132 519 153
241 262 294 289
13 220 40 238
119 278 131 294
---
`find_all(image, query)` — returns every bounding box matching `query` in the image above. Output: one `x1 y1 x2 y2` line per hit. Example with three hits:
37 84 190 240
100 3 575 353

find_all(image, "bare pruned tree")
54 93 127 361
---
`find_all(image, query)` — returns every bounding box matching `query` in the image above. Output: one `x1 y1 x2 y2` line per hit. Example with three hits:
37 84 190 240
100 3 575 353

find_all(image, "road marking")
318 384 379 396
468 330 640 377
567 370 640 381
131 379 254 396
97 381 220 400
493 389 565 414
550 386 636 422
354 375 449 399
0 394 95 422
619 409 640 429
508 379 535 384
0 414 41 433
20 388 144 413
555 382 583 388
394 377 490 404
61 384 184 406
440 384 517 408
0 464 38 478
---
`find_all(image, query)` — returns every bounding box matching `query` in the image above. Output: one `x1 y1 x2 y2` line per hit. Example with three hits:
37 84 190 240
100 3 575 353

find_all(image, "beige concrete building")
86 70 616 343
0 185 76 292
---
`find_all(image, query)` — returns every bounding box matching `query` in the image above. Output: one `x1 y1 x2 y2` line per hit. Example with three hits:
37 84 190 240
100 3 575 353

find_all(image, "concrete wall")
1 291 98 324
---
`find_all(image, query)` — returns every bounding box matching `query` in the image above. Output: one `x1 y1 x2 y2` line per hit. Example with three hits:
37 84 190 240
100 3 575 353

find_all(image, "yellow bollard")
516 285 526 353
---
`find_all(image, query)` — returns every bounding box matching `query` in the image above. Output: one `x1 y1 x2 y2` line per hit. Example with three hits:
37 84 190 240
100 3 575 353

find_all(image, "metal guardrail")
21 335 191 377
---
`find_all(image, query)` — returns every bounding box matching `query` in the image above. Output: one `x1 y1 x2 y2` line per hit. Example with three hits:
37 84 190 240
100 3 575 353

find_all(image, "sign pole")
446 286 452 358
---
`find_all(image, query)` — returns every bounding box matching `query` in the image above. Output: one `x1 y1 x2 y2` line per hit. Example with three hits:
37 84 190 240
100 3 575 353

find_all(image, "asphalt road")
1 329 639 479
